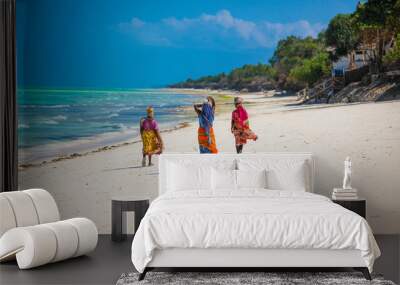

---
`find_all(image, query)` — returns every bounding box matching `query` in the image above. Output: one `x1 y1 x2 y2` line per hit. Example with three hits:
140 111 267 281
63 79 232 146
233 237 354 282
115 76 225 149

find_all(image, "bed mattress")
131 190 380 273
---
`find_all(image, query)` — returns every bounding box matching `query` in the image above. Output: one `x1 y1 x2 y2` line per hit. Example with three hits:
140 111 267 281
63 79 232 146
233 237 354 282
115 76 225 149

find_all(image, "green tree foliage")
353 0 400 70
269 36 327 89
269 36 324 73
354 0 398 29
169 63 277 91
325 14 359 57
386 0 400 33
289 52 331 86
171 36 329 91
228 64 276 80
384 33 400 63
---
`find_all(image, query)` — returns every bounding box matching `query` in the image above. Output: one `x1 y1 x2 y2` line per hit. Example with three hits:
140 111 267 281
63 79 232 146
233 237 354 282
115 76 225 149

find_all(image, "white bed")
131 153 380 280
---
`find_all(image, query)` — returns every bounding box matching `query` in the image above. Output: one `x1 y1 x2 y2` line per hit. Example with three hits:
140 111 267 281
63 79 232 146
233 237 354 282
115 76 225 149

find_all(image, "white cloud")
264 20 324 39
118 10 325 49
118 17 173 46
130 18 145 28
201 10 263 43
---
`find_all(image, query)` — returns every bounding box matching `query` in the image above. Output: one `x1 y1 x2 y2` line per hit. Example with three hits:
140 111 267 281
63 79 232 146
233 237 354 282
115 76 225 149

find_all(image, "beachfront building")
331 48 374 77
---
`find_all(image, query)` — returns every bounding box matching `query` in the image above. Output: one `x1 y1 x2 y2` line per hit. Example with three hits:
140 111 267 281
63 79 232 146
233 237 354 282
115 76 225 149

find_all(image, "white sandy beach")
18 94 400 234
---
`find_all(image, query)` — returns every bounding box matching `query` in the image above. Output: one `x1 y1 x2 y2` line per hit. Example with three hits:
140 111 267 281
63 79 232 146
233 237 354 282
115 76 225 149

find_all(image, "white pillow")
237 159 309 191
167 162 211 191
211 168 236 191
267 162 307 191
237 169 267 189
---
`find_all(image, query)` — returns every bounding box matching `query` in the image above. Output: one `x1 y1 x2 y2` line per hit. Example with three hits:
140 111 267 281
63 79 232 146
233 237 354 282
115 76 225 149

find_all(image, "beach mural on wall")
17 0 400 234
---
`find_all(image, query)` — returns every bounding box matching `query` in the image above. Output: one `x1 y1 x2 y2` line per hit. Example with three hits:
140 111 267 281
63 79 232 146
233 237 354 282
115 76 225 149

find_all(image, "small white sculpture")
342 156 352 189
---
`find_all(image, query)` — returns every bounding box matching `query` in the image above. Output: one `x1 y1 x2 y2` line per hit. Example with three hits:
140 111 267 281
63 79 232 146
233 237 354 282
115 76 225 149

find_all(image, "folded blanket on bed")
131 190 380 273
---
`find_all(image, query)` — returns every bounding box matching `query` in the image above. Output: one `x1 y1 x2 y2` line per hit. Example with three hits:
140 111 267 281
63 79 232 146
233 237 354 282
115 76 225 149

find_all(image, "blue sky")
17 0 359 89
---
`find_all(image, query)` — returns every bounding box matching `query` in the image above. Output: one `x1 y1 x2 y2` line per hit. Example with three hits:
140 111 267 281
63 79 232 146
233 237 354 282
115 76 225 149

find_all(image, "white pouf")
0 189 98 269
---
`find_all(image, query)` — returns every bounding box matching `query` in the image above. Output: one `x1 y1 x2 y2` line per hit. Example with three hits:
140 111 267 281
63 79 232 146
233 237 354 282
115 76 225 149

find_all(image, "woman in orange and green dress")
140 106 164 166
194 96 218 154
231 97 257 153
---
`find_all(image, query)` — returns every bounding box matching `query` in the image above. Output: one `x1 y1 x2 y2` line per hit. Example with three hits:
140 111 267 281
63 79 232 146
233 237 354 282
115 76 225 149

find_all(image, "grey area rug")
116 272 396 285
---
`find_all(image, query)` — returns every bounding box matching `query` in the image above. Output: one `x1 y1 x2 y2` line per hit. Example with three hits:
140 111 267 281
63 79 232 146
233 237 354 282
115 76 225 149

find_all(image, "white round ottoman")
0 189 98 269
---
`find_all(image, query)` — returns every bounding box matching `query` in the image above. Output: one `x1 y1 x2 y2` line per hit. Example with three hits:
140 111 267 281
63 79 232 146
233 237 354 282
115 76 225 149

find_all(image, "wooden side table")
332 198 366 218
112 196 150 242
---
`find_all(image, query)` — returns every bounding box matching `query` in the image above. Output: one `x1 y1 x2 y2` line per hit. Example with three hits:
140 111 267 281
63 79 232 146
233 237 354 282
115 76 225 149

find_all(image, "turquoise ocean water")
18 88 203 163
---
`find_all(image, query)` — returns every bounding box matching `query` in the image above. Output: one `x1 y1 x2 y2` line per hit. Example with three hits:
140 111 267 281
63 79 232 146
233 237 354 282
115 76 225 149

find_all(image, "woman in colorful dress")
140 106 163 166
231 97 257 153
194 96 218 154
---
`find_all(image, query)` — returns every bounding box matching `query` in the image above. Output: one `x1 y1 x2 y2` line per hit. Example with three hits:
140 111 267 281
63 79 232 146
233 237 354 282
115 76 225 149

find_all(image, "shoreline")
19 86 397 170
18 121 192 170
17 88 260 168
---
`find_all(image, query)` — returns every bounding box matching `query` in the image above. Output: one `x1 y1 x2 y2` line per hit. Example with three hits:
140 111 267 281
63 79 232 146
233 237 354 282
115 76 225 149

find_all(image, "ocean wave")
103 123 131 132
42 120 59 125
18 124 29 129
107 113 119 118
21 104 71 109
52 115 68 121
47 105 71 108
118 124 129 131
110 123 129 131
116 106 136 112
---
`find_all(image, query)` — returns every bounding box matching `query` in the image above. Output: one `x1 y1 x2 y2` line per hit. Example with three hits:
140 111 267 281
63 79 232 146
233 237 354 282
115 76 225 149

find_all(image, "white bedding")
131 190 380 273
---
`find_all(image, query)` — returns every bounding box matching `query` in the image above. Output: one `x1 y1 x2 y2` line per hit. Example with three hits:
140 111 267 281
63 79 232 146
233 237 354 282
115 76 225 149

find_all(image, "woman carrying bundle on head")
194 96 218 154
140 106 164 166
231 97 257 154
